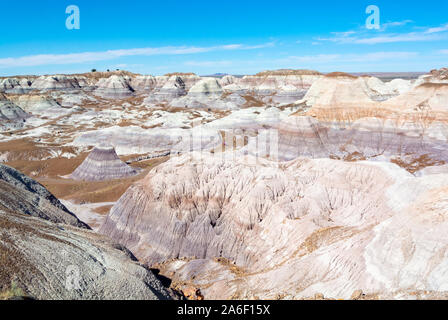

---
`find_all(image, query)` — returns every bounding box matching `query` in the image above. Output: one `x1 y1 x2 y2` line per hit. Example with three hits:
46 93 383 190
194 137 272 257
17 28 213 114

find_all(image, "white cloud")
425 24 448 34
0 43 274 68
319 23 448 44
350 33 442 44
331 31 357 37
381 20 413 30
283 51 418 64
184 60 233 67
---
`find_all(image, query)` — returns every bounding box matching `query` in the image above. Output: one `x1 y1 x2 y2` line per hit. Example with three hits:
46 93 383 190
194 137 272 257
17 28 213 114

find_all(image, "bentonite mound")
70 144 140 181
94 75 135 98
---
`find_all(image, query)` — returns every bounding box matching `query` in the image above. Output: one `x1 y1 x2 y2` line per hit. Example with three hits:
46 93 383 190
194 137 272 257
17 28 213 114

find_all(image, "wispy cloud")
282 51 419 64
184 60 233 67
380 20 413 31
0 43 274 68
425 24 448 34
318 23 448 45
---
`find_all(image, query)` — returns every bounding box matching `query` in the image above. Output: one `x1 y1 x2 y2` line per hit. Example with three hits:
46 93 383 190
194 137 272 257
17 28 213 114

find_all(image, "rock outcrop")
30 75 87 91
100 153 448 299
72 125 221 156
0 165 175 300
11 94 66 118
70 144 140 181
225 70 322 104
0 94 28 121
169 78 241 110
0 93 28 131
270 71 448 168
0 163 88 228
130 75 158 92
94 75 135 98
297 73 410 111
151 76 188 101
0 207 175 300
188 78 223 96
0 77 33 94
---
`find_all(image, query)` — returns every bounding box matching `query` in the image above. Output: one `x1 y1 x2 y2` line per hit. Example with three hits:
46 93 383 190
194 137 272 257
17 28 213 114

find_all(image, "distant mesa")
324 71 358 79
255 69 322 76
69 144 140 181
164 72 197 77
74 69 140 80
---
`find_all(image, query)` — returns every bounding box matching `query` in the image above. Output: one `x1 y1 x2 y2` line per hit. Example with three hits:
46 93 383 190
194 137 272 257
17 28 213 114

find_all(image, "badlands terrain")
1 68 448 299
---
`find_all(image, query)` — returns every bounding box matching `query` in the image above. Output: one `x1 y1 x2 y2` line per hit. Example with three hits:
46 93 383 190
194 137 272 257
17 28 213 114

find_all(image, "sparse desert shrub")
0 280 26 300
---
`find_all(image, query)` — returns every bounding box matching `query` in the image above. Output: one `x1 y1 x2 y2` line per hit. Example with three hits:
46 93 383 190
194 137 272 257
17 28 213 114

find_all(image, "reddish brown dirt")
2 140 169 203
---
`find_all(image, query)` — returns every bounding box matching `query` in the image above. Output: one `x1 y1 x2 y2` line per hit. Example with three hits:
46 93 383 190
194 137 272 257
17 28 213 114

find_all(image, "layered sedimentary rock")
72 125 221 156
0 159 174 300
0 163 88 228
70 145 140 181
100 153 448 299
0 208 175 300
150 76 188 101
271 114 448 167
143 74 202 102
130 75 158 92
170 78 242 110
0 77 33 94
269 70 448 168
297 73 410 110
223 69 323 104
415 68 448 86
162 73 201 90
0 93 28 131
0 94 28 121
189 78 223 96
219 75 238 87
1 66 447 300
301 70 443 117
11 94 66 118
381 82 448 115
94 75 135 98
30 75 87 91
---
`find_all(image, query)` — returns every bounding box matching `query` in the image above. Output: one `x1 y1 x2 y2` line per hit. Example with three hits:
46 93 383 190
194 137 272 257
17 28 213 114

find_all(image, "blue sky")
0 0 447 76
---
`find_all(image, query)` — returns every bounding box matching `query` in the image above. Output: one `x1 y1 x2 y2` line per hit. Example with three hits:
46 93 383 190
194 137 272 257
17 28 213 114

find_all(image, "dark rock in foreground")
0 165 175 300
0 208 175 300
0 164 88 228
